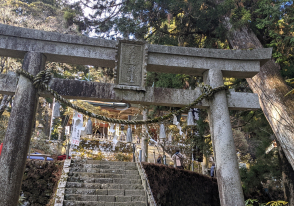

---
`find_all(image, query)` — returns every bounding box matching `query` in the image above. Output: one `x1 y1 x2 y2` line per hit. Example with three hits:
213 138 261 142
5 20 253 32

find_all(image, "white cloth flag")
173 114 183 136
173 114 179 125
109 123 115 133
193 108 199 120
112 134 119 150
177 122 183 136
71 112 85 146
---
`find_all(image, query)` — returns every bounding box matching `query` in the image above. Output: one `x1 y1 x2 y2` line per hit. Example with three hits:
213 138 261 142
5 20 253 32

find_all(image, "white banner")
65 126 70 135
71 112 84 146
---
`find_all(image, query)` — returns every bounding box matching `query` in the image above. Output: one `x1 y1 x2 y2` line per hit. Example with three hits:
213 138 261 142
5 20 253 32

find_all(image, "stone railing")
54 159 71 206
134 149 157 206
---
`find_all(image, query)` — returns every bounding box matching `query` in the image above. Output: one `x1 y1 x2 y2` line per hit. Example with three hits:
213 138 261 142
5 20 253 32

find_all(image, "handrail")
134 146 157 206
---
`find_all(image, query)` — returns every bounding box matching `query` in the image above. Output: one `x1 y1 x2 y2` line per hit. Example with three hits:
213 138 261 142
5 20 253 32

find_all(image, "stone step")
63 200 146 206
86 160 136 166
70 164 137 170
63 160 146 206
66 182 144 190
71 160 136 166
69 172 140 179
67 176 142 184
64 194 146 202
69 168 139 175
65 188 146 196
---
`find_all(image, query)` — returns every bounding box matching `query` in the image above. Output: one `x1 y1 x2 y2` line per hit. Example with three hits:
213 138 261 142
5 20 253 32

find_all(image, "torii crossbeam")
0 24 272 206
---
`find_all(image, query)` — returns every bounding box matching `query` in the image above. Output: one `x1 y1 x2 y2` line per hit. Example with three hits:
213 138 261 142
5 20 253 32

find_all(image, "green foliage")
18 193 26 206
239 111 273 158
231 0 294 84
245 199 289 206
233 128 249 154
240 149 282 201
230 0 252 29
245 199 259 206
63 10 75 26
114 152 133 162
74 0 233 45
255 0 294 66
193 109 212 158
228 109 284 201
265 201 288 206
51 118 62 140
147 72 186 89
284 77 294 96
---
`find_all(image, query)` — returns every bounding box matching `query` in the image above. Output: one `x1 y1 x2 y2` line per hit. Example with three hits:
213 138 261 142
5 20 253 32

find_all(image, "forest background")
0 0 294 204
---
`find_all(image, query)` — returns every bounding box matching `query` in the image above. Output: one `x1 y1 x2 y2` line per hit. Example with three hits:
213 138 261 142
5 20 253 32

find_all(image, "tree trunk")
0 95 12 116
226 25 294 202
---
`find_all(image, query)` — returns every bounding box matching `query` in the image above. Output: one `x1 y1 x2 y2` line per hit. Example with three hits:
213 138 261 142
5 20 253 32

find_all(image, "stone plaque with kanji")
114 39 148 91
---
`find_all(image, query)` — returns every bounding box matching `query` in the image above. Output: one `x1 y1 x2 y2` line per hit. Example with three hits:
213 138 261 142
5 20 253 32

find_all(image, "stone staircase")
63 160 147 206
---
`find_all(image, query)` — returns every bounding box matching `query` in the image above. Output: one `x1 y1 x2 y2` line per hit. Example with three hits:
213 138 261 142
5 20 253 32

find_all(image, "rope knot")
16 69 52 89
33 70 51 89
199 83 212 96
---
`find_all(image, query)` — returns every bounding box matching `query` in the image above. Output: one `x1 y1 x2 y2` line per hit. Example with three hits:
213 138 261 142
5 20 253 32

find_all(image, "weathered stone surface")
114 40 148 91
116 196 132 202
0 23 271 61
0 24 272 77
148 44 272 64
147 54 261 78
108 189 124 196
0 72 16 95
0 35 115 67
0 52 46 206
204 69 244 206
0 24 115 48
0 73 260 110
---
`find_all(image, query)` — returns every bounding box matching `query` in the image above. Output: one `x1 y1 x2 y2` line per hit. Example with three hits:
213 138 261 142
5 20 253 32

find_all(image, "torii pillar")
0 52 46 206
204 69 244 205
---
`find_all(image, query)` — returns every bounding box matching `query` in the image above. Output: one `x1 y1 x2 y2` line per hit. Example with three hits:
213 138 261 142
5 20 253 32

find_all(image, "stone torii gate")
0 24 272 206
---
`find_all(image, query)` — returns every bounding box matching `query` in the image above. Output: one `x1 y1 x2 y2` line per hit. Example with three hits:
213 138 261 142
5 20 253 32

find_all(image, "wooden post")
0 52 46 206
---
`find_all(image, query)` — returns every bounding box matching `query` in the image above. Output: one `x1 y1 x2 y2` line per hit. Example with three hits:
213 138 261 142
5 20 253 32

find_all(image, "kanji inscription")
114 40 148 91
